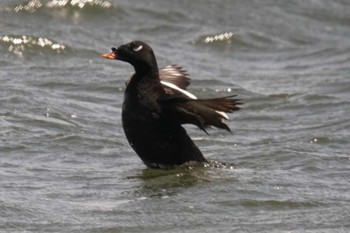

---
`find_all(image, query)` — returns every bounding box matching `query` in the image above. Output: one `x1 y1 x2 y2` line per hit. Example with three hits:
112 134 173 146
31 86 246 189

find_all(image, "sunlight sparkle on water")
203 32 234 44
0 35 66 57
47 0 112 9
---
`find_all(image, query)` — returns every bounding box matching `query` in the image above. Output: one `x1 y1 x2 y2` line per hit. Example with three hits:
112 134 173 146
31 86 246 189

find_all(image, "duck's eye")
111 47 117 53
132 45 143 52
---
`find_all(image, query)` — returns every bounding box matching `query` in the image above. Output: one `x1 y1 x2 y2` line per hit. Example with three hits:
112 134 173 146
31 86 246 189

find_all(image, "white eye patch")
133 45 143 52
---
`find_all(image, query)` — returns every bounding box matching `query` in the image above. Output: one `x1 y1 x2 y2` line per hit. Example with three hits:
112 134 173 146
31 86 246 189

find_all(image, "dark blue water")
1 0 350 232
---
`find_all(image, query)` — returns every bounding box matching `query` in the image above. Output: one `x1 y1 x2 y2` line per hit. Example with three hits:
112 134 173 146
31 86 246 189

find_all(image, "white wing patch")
161 81 197 99
133 45 143 52
160 80 230 120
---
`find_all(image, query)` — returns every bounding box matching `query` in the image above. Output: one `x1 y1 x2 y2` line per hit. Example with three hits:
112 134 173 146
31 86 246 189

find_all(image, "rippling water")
1 0 350 232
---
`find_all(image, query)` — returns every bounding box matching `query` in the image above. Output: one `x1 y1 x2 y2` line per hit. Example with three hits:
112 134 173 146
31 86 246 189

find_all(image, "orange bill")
100 52 117 59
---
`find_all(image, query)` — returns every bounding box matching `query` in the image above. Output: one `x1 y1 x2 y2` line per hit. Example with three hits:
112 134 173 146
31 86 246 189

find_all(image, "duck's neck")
133 56 159 80
134 65 159 78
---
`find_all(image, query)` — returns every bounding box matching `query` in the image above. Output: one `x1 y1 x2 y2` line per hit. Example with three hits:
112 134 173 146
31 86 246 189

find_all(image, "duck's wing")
159 65 191 90
160 81 197 99
160 95 242 134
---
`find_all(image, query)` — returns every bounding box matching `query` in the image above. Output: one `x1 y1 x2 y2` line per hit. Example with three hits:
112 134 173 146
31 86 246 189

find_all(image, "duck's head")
100 40 158 73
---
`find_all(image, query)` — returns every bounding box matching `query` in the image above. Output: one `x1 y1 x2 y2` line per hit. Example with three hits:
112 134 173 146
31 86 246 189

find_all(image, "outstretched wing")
160 95 242 134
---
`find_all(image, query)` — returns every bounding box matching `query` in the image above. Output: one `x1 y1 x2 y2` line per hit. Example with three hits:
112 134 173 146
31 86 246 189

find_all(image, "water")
1 0 350 232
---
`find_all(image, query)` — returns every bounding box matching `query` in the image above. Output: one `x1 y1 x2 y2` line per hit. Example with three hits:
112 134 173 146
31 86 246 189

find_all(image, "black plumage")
101 41 241 168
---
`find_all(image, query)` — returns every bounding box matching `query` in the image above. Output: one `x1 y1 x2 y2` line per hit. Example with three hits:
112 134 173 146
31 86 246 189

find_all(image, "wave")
194 32 234 47
0 35 69 57
193 31 288 51
0 0 116 13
